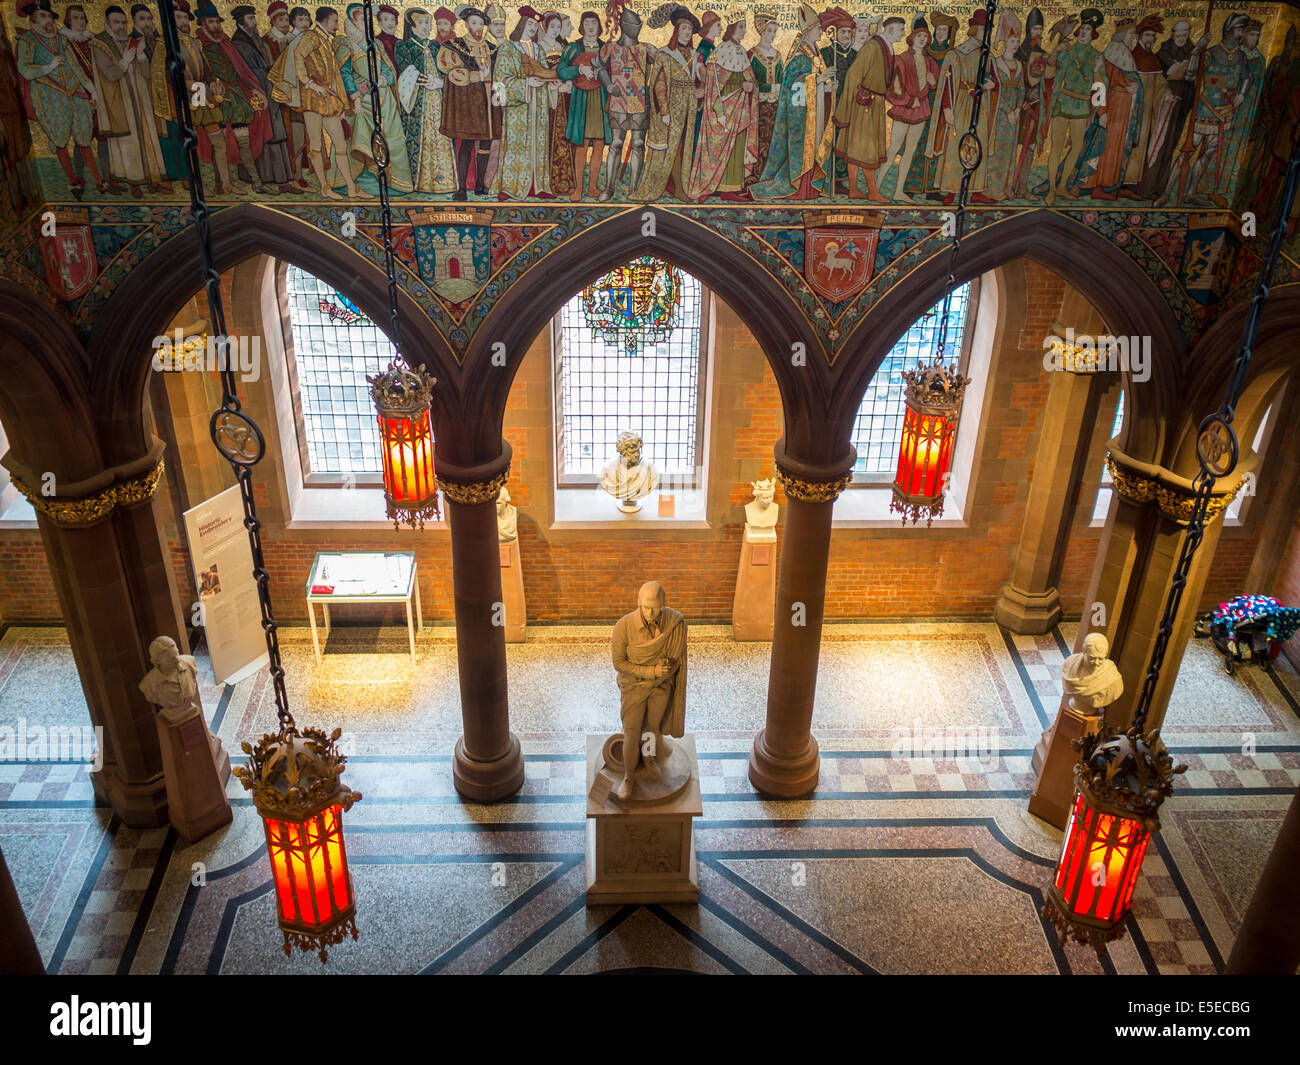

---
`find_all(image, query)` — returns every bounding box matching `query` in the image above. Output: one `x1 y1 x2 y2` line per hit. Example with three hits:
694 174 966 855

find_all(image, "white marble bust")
1061 632 1124 713
497 486 517 542
744 478 779 542
600 432 660 513
138 636 205 725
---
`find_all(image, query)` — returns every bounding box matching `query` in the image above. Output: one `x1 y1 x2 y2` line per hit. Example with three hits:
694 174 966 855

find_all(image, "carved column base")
748 727 820 798
453 733 525 802
1027 703 1102 830
103 770 170 828
993 583 1062 635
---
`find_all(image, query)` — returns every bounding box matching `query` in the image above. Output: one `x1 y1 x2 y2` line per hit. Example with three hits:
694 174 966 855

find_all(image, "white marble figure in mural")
744 477 779 542
1061 631 1124 713
497 484 517 541
600 431 659 513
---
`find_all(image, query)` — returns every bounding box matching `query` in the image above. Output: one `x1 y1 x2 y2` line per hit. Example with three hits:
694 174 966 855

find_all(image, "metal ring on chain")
958 132 983 173
1195 415 1238 478
211 408 266 467
370 131 389 169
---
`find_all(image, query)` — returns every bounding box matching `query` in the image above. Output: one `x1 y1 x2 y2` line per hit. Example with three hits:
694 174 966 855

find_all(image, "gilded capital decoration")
437 464 511 506
775 465 852 504
1105 453 1243 524
9 457 166 527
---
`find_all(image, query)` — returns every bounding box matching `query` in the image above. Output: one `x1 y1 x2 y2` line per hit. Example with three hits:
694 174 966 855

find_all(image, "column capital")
1105 444 1254 526
436 440 512 506
773 438 855 504
6 439 166 528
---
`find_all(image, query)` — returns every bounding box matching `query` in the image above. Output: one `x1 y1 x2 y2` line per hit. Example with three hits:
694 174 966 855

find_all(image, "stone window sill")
833 486 968 529
551 487 708 529
285 486 448 532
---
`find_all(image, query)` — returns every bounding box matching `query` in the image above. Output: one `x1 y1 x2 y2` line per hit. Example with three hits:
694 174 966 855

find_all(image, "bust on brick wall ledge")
600 432 659 514
744 479 778 543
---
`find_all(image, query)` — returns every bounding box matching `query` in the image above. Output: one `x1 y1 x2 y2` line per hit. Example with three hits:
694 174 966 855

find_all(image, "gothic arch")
451 210 825 467
829 210 1187 467
86 202 459 468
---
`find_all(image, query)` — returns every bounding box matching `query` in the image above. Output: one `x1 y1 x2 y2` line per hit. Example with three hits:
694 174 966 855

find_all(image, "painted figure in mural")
694 9 720 74
193 2 276 194
1043 8 1103 205
751 3 830 201
0 7 35 217
1222 20 1265 199
632 6 699 202
557 8 608 200
230 5 302 193
901 10 954 198
91 3 169 196
686 16 757 201
1008 8 1048 198
1073 16 1142 199
816 6 854 193
343 1 414 191
744 15 781 192
538 10 575 197
598 1 653 202
271 6 368 199
1239 25 1298 219
437 4 496 198
262 2 310 190
926 8 993 204
1120 15 1170 200
130 4 158 60
1137 19 1206 201
1157 12 1249 208
376 3 401 64
60 6 113 191
480 3 507 189
878 18 936 204
830 15 904 202
396 7 458 194
494 5 554 199
983 13 1023 202
16 0 102 196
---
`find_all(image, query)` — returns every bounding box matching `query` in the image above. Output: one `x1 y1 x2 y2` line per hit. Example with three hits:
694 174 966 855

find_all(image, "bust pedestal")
732 528 776 641
499 540 526 643
1027 698 1104 830
585 733 701 905
154 704 232 842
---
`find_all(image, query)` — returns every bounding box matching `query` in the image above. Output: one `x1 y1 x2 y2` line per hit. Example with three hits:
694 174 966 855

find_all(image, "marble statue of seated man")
611 581 687 801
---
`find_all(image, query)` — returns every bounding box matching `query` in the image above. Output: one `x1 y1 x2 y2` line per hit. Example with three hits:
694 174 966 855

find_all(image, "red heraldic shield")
40 221 97 302
803 211 882 303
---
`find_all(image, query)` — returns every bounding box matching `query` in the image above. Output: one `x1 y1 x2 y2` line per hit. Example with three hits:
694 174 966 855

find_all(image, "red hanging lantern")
368 361 440 530
890 361 970 527
1044 725 1185 954
235 727 363 962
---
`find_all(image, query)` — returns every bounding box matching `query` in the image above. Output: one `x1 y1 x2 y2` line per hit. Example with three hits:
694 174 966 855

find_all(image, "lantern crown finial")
1073 724 1187 826
235 726 362 818
901 360 971 412
367 361 437 417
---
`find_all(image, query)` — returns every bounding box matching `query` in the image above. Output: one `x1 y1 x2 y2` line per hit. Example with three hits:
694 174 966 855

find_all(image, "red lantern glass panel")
378 409 437 510
893 404 958 501
263 802 356 936
1051 792 1151 930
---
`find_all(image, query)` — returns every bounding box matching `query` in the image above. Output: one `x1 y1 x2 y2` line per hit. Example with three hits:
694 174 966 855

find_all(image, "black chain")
934 0 997 364
156 0 292 732
360 0 405 364
1131 131 1300 731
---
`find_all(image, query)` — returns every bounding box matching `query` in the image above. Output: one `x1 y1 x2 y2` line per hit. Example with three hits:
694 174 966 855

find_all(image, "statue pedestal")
585 733 701 905
155 708 232 842
500 541 526 643
732 531 776 641
1027 700 1103 830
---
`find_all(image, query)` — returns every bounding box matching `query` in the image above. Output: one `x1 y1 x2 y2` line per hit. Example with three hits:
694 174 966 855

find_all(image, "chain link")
156 0 292 732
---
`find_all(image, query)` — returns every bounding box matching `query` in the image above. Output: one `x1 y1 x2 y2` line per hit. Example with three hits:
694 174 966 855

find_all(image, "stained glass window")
556 264 705 483
581 256 683 354
851 282 973 478
285 265 392 477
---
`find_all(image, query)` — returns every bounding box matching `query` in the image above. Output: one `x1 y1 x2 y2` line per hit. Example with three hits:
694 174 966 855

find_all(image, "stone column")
3 440 186 827
994 363 1102 633
1225 782 1300 974
438 445 525 801
0 844 43 974
748 442 853 797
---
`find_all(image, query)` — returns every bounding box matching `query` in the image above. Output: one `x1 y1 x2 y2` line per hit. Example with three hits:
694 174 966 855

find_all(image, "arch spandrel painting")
1 0 1299 357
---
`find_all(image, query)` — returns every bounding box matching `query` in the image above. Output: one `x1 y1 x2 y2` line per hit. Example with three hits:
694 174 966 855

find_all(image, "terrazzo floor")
2 620 1297 975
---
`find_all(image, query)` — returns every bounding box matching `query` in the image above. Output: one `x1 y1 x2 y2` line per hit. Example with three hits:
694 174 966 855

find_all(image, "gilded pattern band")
1105 453 1243 524
9 457 166 527
775 465 852 504
437 465 511 506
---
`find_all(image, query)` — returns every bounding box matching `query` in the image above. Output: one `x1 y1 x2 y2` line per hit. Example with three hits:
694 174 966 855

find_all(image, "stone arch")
829 211 1187 467
86 202 460 469
453 210 826 467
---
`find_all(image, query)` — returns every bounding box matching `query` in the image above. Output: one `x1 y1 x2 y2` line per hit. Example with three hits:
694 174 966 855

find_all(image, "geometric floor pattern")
2 620 1296 975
